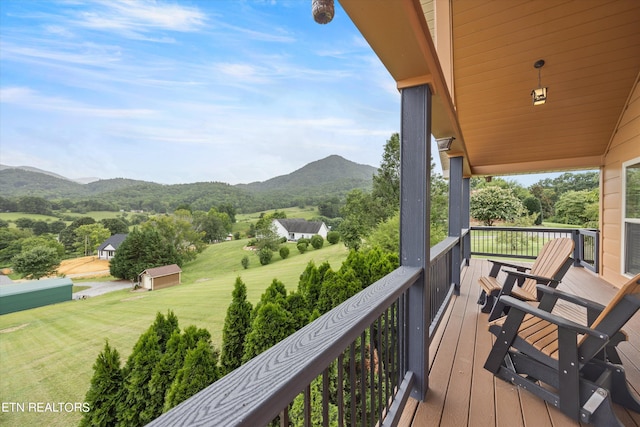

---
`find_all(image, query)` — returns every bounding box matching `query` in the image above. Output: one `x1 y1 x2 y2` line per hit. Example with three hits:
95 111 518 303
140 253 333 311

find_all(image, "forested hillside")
0 155 375 213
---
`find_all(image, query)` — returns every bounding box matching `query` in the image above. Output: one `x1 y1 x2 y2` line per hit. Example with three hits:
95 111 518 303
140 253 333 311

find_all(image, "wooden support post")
463 177 471 266
400 84 431 401
449 156 463 294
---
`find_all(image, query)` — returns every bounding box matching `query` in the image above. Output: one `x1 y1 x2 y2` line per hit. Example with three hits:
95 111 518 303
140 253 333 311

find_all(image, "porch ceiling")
339 0 640 177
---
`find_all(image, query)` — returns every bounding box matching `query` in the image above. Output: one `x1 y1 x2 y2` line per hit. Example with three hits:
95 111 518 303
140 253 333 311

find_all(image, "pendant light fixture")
531 59 548 106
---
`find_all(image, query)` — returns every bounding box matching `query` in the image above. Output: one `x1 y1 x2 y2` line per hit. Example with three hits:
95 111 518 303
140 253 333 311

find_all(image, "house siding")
601 76 640 287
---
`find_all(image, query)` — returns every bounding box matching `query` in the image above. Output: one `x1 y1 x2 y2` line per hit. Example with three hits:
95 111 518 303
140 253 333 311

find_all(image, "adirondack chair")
477 237 575 321
484 274 640 426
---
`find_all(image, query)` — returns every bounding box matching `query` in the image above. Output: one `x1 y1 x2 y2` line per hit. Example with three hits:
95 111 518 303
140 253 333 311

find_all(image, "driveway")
73 280 133 298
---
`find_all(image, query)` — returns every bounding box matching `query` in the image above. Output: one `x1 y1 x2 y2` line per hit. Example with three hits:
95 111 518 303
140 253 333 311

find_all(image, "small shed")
0 278 73 315
139 264 182 291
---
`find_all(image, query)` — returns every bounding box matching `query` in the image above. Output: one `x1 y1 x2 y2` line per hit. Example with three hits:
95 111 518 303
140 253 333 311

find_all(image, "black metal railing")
148 239 463 427
469 226 600 273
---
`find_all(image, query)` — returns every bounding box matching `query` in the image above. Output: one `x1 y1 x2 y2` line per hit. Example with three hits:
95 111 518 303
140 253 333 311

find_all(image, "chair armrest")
505 270 559 286
499 295 609 340
488 259 530 271
536 285 606 312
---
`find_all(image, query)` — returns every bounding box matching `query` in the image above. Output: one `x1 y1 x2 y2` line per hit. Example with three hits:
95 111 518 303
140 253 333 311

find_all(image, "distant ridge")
239 155 376 192
0 155 377 212
0 164 99 184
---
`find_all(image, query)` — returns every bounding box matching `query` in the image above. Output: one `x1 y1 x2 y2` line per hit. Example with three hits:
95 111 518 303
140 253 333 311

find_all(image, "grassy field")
0 211 125 226
0 238 348 427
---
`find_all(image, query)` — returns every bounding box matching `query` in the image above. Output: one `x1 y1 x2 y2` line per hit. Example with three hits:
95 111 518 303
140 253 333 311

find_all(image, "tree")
523 197 543 225
75 223 111 256
279 246 290 259
326 230 340 245
163 340 220 411
18 196 51 215
59 216 96 252
32 220 49 235
242 302 294 362
310 235 324 249
80 340 123 427
241 255 250 269
554 189 599 226
101 218 130 235
220 277 253 375
296 241 308 254
142 213 205 264
14 217 34 230
371 132 400 219
257 247 273 265
470 186 525 226
109 228 180 280
20 235 65 258
118 329 163 426
12 246 60 279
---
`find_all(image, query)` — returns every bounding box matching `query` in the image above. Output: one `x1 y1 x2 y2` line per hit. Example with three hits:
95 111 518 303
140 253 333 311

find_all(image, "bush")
241 255 249 269
310 235 324 250
279 237 287 244
247 238 257 247
297 238 309 245
279 246 290 259
233 232 241 240
296 241 308 254
257 247 273 265
326 230 340 244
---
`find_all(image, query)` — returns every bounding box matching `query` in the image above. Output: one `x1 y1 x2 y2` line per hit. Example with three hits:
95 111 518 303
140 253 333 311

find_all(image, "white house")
97 234 128 260
272 219 329 241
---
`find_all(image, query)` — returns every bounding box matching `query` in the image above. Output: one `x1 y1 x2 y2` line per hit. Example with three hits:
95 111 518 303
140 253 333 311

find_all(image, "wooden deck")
400 258 640 427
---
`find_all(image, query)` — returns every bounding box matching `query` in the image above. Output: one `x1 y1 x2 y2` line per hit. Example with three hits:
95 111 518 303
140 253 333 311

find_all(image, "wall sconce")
436 137 455 152
531 59 548 105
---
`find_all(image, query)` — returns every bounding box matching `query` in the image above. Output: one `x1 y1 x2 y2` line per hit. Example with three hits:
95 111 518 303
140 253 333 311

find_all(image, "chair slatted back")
577 274 640 360
521 238 574 296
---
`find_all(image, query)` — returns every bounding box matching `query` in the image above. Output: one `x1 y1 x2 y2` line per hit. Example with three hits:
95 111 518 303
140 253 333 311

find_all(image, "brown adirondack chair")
484 274 640 426
477 237 575 321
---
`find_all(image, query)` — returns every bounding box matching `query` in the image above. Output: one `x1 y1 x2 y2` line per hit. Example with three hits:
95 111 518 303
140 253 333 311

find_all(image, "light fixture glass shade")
436 137 455 152
531 87 548 105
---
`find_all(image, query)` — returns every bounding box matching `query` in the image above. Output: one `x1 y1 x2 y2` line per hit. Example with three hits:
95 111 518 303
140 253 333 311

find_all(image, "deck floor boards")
402 259 640 427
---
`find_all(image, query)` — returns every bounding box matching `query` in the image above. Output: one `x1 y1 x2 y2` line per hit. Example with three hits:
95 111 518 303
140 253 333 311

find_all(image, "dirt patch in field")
58 256 110 277
121 295 147 302
0 323 29 334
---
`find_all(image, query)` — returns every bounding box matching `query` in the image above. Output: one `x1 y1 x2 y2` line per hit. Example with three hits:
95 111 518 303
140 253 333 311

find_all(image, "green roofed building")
0 278 73 315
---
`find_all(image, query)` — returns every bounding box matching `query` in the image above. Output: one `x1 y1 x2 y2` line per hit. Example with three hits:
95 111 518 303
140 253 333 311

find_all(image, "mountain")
0 164 71 182
0 155 377 212
239 155 376 193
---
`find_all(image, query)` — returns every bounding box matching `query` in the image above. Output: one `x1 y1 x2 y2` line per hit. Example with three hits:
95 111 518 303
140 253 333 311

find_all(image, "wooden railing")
148 238 465 427
469 226 600 273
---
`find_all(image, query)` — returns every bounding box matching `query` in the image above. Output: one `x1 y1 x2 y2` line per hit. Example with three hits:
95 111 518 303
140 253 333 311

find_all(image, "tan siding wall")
601 77 640 287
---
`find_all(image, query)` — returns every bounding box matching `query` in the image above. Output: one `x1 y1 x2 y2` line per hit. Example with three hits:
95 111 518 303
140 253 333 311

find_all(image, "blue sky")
0 0 563 187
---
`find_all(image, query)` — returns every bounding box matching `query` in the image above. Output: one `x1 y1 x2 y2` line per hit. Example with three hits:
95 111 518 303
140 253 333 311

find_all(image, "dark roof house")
272 218 329 241
97 233 128 260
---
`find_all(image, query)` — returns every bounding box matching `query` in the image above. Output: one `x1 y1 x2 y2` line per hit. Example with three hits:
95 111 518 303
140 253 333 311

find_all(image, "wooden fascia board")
339 0 470 176
470 155 603 177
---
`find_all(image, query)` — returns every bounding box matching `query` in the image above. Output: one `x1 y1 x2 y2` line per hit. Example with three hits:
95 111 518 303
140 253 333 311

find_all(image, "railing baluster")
337 353 344 427
361 331 366 427
350 342 356 427
323 368 329 427
304 384 311 427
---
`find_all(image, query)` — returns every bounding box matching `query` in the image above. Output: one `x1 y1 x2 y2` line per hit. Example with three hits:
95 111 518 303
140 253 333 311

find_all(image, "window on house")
624 159 640 275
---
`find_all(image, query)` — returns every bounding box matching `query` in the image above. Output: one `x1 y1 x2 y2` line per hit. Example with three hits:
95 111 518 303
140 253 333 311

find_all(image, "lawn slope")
0 240 348 427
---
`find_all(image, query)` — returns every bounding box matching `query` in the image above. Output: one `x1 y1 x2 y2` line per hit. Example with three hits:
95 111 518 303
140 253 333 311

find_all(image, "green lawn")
0 239 348 427
234 206 320 233
0 212 61 225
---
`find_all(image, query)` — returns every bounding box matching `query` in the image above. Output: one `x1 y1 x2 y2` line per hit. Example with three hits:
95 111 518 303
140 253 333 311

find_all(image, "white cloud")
0 87 155 118
76 0 207 36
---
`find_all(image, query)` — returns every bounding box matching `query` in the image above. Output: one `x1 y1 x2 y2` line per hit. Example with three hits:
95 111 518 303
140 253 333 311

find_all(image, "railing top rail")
148 265 422 427
470 226 579 233
431 236 459 264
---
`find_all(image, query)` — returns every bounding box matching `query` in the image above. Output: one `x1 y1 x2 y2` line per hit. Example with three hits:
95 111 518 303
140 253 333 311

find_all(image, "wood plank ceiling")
450 0 640 176
339 0 640 177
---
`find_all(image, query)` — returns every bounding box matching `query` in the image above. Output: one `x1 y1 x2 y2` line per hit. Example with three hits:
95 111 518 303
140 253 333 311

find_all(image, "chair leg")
480 292 495 314
610 365 640 412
